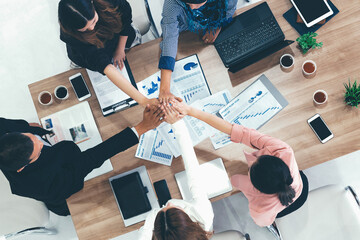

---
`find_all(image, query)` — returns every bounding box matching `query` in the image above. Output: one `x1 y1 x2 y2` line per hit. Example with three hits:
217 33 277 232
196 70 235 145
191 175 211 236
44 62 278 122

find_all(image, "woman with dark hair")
139 105 214 239
170 99 308 227
157 0 238 103
58 0 157 106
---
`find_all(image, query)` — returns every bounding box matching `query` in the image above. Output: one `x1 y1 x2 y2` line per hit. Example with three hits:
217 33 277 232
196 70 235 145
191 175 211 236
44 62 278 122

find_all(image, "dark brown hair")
152 208 212 240
58 0 123 48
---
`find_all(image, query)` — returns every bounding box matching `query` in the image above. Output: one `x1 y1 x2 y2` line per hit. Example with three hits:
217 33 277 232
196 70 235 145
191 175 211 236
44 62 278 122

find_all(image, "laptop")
214 2 294 73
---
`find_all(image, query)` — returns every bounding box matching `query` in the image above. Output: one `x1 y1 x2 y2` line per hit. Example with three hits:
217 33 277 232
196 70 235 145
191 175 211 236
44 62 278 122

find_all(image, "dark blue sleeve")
158 56 176 71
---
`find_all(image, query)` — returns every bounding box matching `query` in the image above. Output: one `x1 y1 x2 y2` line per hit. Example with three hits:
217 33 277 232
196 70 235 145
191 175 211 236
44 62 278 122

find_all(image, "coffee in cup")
313 90 328 106
280 54 294 72
302 60 317 78
54 85 69 100
38 91 53 106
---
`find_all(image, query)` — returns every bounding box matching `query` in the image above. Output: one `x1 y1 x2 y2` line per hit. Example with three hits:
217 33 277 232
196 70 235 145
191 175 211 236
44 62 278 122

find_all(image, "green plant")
296 32 323 54
344 79 360 108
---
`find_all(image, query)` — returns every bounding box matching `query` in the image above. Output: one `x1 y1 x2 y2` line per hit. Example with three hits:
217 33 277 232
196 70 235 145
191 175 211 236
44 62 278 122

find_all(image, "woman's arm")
113 35 128 70
171 99 232 135
104 64 158 106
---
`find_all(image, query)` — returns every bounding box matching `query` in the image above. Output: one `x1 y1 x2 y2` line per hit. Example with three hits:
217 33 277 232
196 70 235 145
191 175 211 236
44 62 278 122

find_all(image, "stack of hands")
135 98 191 137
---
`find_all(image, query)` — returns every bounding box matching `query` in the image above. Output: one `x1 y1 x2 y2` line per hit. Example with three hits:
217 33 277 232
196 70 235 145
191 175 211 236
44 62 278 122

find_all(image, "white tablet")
290 0 333 27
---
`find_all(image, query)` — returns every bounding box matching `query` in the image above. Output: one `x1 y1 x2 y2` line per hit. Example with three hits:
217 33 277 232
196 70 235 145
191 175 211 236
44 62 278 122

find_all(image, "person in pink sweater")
170 99 308 227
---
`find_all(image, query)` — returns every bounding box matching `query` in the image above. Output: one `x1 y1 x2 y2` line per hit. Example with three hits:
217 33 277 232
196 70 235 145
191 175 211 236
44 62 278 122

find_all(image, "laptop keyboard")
216 18 284 64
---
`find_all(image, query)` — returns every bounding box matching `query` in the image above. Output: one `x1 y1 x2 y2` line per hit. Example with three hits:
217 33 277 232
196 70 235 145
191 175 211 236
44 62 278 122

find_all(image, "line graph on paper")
233 106 280 125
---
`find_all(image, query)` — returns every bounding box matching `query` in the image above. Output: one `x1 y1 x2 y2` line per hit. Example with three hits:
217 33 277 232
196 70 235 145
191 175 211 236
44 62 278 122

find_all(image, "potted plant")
296 32 323 54
344 79 360 108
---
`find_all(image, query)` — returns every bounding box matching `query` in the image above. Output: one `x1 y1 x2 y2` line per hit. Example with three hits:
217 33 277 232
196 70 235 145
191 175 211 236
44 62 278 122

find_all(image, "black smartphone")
69 72 91 101
154 179 172 207
307 113 333 144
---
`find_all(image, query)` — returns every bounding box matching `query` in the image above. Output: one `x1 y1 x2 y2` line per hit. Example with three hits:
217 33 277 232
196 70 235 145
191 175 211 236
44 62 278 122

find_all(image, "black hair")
58 0 95 30
250 155 296 207
0 133 34 171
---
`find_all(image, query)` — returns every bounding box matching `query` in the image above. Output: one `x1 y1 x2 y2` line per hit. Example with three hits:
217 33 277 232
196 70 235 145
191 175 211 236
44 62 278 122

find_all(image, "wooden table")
28 0 360 239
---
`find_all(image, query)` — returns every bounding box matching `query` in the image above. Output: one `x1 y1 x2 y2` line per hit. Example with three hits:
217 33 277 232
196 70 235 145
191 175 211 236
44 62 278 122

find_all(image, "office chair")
0 171 57 239
146 0 165 38
128 0 152 36
267 185 360 240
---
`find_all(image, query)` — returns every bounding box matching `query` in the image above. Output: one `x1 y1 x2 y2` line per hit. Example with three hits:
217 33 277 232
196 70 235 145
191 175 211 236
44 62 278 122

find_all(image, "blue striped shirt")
159 0 238 71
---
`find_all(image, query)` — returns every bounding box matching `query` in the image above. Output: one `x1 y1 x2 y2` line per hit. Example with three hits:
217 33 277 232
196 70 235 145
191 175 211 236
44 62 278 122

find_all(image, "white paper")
40 102 113 181
135 129 173 166
190 90 232 149
86 66 134 111
219 80 283 129
137 55 211 163
175 158 232 201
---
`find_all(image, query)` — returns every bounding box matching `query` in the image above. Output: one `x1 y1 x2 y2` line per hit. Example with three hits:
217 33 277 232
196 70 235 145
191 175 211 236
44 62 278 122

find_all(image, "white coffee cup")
313 90 328 106
38 91 53 106
54 85 69 100
302 60 317 77
280 54 294 72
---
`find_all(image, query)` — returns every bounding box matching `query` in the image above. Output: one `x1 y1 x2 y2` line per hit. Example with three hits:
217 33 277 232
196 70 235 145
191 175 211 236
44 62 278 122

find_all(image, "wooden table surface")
28 0 360 239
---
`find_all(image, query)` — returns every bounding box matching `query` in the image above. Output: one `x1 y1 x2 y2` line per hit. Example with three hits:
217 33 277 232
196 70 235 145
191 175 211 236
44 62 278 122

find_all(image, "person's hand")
158 90 182 105
163 103 184 124
202 27 221 44
147 98 160 107
135 104 165 136
169 99 192 116
29 122 42 128
113 48 126 70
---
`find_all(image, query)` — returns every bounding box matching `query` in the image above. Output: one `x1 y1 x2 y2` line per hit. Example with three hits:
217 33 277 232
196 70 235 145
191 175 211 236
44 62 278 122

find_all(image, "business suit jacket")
0 117 139 215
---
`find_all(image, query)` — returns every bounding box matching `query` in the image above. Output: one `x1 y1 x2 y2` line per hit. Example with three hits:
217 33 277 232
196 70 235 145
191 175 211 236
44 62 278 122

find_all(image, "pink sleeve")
231 124 291 152
250 208 277 227
230 174 251 192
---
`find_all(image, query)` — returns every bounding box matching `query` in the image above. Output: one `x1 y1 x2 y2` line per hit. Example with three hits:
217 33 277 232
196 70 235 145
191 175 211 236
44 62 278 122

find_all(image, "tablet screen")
293 0 331 23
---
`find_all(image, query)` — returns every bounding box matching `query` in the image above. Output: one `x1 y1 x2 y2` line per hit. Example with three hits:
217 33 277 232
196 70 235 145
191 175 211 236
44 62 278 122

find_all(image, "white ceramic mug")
313 90 328 106
54 85 69 100
280 54 295 71
302 60 317 77
38 91 53 106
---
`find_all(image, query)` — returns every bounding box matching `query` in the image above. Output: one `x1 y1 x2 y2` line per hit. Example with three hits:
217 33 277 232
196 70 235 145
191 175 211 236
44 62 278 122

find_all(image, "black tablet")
290 0 333 27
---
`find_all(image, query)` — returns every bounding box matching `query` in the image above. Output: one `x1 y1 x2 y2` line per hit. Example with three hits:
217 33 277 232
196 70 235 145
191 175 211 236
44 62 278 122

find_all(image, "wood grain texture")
28 0 360 239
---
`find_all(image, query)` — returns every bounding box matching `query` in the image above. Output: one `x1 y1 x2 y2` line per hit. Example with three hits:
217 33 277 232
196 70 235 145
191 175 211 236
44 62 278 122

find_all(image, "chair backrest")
146 0 164 37
211 230 247 240
275 184 360 240
128 0 151 35
0 171 49 236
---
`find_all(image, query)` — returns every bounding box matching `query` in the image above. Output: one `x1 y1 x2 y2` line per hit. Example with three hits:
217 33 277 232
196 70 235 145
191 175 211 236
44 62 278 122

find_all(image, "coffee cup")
54 85 69 100
302 60 317 78
38 91 53 106
313 90 328 106
280 54 294 72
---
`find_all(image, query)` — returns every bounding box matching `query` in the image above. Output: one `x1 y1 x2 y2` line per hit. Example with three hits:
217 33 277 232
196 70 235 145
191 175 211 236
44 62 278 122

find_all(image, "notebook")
175 158 232 201
110 172 151 220
109 166 159 227
214 2 293 73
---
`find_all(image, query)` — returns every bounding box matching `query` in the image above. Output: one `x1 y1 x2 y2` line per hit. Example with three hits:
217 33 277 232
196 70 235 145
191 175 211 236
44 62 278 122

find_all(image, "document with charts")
136 55 211 164
190 90 233 149
40 101 113 181
219 74 288 130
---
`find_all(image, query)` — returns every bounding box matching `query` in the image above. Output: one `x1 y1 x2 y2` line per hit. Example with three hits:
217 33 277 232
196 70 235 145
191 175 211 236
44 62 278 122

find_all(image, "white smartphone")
290 0 333 27
307 113 333 144
69 73 91 101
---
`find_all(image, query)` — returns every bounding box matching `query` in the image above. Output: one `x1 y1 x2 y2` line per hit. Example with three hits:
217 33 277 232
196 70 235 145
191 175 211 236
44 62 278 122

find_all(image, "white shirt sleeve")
172 120 214 231
131 127 139 139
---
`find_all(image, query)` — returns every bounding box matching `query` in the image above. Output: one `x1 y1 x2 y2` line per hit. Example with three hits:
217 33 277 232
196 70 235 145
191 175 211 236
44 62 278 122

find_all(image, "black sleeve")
76 127 139 178
112 0 133 36
0 118 31 136
60 31 112 75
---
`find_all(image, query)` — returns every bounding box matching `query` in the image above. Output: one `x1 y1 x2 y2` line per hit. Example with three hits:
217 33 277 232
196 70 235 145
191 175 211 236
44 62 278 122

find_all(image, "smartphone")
307 113 333 144
154 179 171 207
69 73 91 101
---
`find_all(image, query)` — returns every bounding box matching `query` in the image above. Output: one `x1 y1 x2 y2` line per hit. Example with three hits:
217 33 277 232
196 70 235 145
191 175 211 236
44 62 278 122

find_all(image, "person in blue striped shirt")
158 0 238 104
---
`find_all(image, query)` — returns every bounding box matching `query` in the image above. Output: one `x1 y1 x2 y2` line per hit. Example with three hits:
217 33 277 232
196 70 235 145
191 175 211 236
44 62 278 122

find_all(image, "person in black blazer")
0 105 164 216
